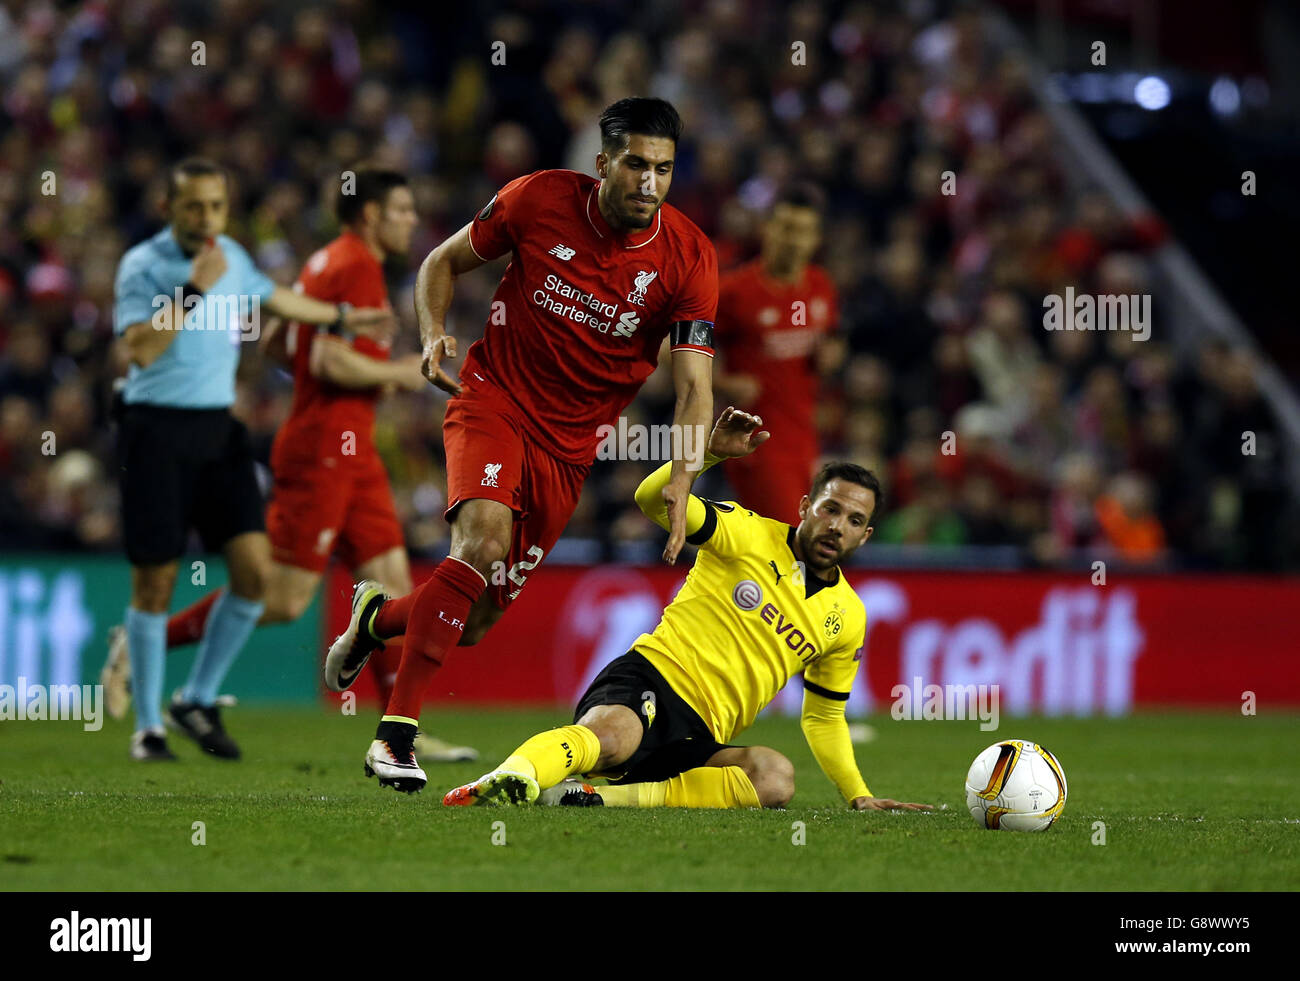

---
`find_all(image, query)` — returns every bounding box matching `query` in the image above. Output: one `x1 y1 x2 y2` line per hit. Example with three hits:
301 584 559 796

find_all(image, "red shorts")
443 379 590 609
724 446 817 526
266 453 405 574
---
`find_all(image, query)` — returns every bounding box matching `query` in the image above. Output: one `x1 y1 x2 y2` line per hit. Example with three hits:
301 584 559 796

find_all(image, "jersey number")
506 546 545 599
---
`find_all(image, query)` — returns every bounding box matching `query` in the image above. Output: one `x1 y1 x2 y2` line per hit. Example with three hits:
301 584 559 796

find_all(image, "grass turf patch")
2 707 1296 890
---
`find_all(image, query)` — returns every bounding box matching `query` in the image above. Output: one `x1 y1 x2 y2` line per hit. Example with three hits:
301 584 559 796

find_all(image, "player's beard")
619 195 658 230
798 526 845 577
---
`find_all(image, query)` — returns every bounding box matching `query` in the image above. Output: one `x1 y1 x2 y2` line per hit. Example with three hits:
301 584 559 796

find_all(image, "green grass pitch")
2 707 1297 891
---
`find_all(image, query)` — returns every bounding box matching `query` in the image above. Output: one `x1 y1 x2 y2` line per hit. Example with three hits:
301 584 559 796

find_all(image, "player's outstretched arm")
634 459 713 535
661 348 715 564
414 222 493 395
801 689 934 812
634 406 769 533
265 287 395 340
801 687 875 805
310 337 425 391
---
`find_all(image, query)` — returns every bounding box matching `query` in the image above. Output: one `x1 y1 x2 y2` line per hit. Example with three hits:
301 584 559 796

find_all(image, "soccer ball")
965 739 1067 832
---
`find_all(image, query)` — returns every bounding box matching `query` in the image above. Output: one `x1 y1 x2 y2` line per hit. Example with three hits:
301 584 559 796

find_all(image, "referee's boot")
324 580 390 692
167 695 241 760
365 719 427 793
129 727 177 762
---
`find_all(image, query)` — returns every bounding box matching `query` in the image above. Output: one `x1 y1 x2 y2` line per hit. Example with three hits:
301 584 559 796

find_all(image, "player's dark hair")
166 157 227 202
810 462 882 526
337 165 409 225
773 180 827 216
598 97 684 155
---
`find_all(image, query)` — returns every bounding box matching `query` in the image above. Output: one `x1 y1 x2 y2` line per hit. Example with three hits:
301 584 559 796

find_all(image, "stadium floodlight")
1134 75 1171 110
1209 77 1241 117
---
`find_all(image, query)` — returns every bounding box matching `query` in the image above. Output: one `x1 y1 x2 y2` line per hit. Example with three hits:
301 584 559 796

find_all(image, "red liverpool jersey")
463 169 718 464
272 230 392 470
717 259 838 452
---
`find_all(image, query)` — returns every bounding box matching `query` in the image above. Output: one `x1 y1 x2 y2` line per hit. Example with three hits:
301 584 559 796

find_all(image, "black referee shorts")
573 649 738 784
117 404 265 566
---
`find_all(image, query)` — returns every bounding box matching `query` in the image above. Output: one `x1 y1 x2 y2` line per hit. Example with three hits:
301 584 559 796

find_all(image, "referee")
112 157 392 761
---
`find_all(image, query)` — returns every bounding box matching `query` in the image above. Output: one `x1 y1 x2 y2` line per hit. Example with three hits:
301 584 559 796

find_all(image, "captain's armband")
669 319 714 356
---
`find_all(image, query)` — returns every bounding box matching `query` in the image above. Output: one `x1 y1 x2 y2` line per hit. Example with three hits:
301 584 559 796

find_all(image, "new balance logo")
548 244 576 260
481 463 502 487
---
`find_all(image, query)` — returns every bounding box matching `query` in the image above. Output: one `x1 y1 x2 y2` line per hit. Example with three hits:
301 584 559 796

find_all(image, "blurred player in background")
110 158 392 762
103 166 477 763
716 183 844 524
443 408 932 813
323 97 718 792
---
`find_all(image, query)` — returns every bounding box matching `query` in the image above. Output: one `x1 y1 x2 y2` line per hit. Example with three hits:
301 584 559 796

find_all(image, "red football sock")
383 557 486 722
369 639 404 708
372 590 417 639
167 590 223 649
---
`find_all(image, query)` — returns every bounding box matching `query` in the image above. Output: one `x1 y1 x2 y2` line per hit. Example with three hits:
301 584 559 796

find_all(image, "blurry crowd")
0 0 1294 570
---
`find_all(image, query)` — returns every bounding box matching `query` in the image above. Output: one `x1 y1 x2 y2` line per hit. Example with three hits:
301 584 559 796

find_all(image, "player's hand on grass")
189 238 228 292
661 472 692 565
707 406 771 460
345 305 397 341
421 334 462 395
851 796 934 812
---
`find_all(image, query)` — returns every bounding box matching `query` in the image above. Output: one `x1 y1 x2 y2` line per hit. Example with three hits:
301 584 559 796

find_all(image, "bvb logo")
823 611 843 641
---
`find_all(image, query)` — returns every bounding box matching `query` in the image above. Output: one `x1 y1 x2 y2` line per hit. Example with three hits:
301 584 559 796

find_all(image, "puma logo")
770 560 784 585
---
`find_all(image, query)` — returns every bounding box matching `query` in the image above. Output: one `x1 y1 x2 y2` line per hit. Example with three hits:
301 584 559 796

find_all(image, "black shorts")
573 649 738 784
117 404 265 565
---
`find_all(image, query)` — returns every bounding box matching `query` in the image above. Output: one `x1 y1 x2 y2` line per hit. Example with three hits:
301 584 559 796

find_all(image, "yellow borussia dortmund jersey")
632 500 867 745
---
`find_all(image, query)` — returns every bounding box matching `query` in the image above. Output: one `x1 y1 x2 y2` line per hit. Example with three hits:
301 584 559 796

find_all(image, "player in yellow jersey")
443 407 932 812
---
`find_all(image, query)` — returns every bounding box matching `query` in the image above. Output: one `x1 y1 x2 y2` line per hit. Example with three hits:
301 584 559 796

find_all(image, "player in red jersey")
323 97 719 793
100 167 476 762
716 183 844 525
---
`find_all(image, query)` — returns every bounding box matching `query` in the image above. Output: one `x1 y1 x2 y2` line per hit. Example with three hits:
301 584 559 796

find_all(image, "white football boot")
364 735 428 794
324 580 389 692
